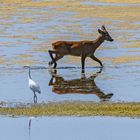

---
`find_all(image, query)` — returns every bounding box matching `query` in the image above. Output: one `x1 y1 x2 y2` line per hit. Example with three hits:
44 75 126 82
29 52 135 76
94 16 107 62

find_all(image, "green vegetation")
1 101 140 117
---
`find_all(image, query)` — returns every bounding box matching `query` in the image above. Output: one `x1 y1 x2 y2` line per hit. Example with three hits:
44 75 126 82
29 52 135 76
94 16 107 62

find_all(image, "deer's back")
52 41 80 49
52 40 95 56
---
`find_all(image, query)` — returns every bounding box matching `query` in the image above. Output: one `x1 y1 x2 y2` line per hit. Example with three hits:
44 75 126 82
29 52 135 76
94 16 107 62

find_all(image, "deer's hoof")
49 61 53 66
100 65 104 68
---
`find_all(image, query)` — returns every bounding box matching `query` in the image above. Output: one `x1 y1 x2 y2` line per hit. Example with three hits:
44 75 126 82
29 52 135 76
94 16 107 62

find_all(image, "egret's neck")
29 67 32 79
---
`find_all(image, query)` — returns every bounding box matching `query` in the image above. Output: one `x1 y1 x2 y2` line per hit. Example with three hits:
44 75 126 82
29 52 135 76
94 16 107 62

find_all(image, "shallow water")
0 116 140 140
1 1 140 139
0 0 140 105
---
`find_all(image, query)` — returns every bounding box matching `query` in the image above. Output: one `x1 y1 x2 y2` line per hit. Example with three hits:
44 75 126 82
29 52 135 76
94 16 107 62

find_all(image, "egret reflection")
49 69 113 101
28 117 35 139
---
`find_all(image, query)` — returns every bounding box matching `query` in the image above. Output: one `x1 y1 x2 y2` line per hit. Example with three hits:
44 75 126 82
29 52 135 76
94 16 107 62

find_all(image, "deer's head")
98 25 114 42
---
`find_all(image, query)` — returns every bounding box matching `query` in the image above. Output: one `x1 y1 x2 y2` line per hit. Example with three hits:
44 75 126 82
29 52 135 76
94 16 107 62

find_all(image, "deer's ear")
101 25 106 31
98 29 103 34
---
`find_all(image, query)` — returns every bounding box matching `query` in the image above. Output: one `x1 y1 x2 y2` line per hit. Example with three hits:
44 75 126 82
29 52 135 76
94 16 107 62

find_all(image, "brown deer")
48 25 114 72
48 69 113 101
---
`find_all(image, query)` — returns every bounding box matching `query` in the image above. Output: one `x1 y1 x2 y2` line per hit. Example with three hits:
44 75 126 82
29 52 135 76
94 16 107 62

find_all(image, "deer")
48 25 114 73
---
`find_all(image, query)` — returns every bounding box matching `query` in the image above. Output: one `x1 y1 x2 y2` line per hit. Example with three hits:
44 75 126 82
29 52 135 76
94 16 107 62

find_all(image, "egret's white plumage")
28 66 41 103
29 78 41 94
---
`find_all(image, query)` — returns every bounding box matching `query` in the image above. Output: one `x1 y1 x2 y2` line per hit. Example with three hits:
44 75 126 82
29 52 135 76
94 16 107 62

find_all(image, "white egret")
28 66 41 103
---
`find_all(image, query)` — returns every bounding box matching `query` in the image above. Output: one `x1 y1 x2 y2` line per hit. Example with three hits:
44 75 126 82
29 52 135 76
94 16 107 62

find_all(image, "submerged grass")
1 102 140 117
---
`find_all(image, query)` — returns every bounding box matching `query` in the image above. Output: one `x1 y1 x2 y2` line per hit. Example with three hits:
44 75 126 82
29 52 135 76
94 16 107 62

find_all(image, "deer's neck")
94 35 105 48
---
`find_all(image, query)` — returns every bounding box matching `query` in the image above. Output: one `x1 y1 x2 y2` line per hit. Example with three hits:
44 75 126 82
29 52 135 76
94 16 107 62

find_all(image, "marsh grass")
0 101 140 117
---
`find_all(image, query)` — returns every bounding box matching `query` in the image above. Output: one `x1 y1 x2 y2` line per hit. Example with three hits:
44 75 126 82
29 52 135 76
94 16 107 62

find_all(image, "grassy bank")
0 102 140 117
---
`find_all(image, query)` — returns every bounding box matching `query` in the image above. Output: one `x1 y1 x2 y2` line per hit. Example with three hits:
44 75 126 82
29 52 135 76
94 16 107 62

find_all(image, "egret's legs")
33 92 37 103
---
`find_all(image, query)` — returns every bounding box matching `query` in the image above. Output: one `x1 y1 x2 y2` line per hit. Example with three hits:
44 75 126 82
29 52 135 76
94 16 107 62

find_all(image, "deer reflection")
49 69 113 101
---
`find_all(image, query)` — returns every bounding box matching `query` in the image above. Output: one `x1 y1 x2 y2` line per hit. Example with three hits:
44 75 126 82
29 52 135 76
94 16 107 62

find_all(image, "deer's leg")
48 50 63 68
48 50 57 68
90 55 103 67
54 54 63 63
81 55 86 73
48 50 55 65
48 77 55 86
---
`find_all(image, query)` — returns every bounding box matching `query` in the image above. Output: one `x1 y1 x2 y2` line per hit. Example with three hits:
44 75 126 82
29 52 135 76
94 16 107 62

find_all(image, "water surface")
0 0 140 104
0 116 140 140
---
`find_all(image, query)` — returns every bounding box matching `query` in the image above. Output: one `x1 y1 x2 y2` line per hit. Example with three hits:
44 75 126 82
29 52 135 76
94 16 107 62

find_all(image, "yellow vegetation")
92 0 140 3
0 58 5 64
1 101 140 117
0 0 31 4
124 42 140 48
111 56 140 64
12 59 36 66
